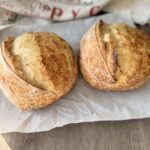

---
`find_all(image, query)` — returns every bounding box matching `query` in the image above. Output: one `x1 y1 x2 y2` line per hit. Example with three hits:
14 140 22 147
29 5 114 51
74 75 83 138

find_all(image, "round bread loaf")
0 32 77 110
80 21 150 91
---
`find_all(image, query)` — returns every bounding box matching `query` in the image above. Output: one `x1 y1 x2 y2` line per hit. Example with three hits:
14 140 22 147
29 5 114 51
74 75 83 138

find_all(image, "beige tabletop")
1 118 150 150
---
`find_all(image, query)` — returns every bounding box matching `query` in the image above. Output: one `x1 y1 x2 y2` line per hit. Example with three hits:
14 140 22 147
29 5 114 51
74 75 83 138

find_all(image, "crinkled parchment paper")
0 12 150 133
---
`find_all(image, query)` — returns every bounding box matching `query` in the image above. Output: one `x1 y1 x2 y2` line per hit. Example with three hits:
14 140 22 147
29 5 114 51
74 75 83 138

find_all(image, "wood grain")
2 118 150 150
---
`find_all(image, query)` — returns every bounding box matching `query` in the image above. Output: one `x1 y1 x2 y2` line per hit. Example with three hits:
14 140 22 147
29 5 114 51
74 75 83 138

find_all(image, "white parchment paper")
0 12 150 133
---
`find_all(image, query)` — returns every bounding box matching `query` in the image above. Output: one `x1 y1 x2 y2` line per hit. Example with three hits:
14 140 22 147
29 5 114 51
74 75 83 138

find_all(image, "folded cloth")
0 0 112 25
0 0 150 28
105 0 150 25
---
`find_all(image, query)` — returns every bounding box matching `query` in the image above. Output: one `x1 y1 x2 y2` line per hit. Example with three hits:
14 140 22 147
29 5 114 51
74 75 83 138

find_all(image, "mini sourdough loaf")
80 21 150 91
0 32 77 110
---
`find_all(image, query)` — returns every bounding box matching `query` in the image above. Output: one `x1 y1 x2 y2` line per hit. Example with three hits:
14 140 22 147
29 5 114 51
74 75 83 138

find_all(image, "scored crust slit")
80 21 150 91
0 32 78 110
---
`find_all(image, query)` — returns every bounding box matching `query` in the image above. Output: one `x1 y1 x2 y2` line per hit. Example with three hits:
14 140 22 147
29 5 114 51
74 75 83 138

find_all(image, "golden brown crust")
0 32 78 110
80 21 150 91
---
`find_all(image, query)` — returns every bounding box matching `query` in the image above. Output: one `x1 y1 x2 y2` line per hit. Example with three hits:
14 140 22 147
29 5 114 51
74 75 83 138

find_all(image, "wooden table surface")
2 118 150 150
